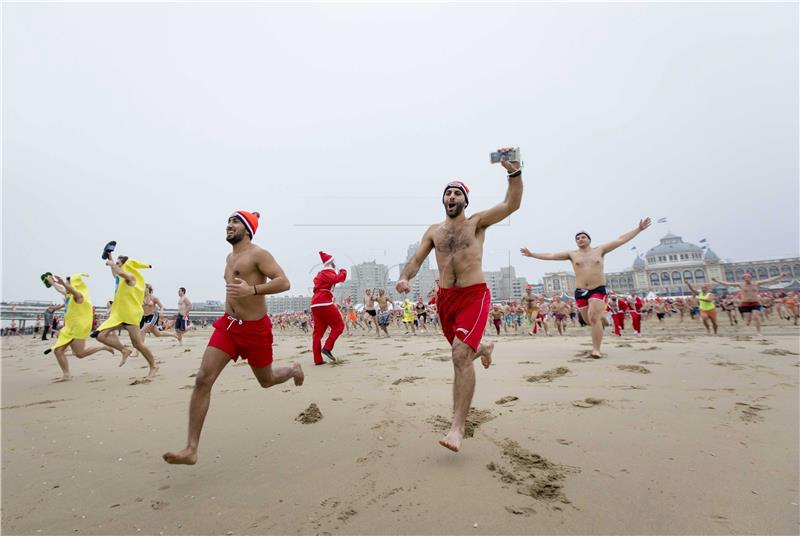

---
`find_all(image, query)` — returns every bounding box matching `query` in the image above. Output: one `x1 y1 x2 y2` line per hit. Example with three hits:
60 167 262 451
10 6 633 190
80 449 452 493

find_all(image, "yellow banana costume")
96 259 151 331
52 273 93 350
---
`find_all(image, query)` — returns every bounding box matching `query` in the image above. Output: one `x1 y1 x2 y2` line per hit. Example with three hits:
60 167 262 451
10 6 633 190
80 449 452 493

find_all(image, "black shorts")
140 311 160 329
738 304 763 314
175 315 189 331
366 309 377 317
418 313 427 321
656 313 665 320
574 285 607 307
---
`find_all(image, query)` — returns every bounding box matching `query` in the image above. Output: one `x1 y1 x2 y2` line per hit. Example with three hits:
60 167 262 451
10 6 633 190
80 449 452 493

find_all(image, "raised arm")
598 218 652 255
53 275 85 304
755 273 787 287
397 226 435 292
474 148 523 228
520 247 571 261
685 281 697 296
106 255 136 286
712 277 738 287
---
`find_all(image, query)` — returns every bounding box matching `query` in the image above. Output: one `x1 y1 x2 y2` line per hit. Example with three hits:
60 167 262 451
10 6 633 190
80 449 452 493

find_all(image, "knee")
451 348 471 368
194 369 215 391
96 331 108 343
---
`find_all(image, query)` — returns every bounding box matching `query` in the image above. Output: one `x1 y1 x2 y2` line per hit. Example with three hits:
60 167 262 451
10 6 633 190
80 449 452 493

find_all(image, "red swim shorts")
437 283 491 352
208 314 273 368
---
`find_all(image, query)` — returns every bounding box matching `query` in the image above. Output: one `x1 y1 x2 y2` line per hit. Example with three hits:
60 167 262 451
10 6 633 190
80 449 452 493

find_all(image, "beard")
444 203 465 219
226 231 245 244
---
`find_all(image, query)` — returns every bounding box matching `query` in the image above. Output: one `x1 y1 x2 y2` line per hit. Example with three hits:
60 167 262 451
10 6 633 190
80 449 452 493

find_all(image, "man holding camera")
396 147 523 453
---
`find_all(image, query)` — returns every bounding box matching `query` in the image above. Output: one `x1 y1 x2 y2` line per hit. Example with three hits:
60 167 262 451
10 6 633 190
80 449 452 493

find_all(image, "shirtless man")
364 289 379 336
712 272 787 336
521 219 651 358
722 293 738 326
374 288 392 338
174 287 192 343
551 295 570 336
397 148 521 452
414 297 428 332
522 286 537 325
140 284 179 341
164 210 303 465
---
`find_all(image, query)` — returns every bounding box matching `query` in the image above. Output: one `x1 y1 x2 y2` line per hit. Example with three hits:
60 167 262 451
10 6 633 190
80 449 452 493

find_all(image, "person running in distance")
520 219 652 357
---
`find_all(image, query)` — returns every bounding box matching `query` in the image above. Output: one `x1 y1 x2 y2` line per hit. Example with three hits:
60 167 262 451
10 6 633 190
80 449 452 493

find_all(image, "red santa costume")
629 293 643 335
310 251 347 365
614 295 630 336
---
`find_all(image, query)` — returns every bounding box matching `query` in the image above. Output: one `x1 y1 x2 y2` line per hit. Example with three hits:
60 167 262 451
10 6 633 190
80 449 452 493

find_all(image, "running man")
374 288 392 338
686 281 718 335
175 287 192 343
712 272 787 335
364 289 379 336
164 210 303 465
140 284 180 341
45 274 113 381
521 219 651 357
396 147 522 452
95 254 159 378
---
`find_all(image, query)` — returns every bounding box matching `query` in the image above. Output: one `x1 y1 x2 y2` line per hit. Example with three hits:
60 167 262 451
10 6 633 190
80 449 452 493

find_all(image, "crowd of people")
7 147 797 462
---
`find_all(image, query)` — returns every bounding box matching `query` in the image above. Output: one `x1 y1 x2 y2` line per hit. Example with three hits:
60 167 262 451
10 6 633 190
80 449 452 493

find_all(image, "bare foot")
119 348 133 367
480 342 494 369
52 375 71 383
146 366 159 379
438 430 463 452
293 363 304 386
590 351 602 359
162 448 197 465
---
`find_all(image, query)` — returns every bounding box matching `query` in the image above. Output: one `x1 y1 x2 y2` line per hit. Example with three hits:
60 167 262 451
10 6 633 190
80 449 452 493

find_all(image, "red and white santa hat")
319 251 334 266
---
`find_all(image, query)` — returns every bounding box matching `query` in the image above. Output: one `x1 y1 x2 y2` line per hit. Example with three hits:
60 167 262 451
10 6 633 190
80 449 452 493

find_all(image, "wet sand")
2 318 798 535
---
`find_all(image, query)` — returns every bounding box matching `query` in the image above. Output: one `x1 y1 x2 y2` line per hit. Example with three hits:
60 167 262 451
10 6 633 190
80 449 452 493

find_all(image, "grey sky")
3 2 798 304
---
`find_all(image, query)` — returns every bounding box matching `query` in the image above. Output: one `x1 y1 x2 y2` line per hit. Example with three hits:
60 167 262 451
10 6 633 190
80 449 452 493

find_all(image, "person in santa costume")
311 251 348 364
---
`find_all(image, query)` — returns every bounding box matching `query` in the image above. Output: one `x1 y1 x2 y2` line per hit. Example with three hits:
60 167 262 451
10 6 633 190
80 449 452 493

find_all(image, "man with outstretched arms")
712 271 787 335
164 210 303 465
520 219 651 358
396 148 522 452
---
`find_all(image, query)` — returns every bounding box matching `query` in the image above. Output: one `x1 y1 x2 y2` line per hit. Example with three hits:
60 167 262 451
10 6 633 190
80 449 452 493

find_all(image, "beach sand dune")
2 318 798 534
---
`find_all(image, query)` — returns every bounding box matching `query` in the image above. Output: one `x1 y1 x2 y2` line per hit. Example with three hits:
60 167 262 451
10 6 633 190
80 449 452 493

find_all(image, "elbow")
282 279 291 293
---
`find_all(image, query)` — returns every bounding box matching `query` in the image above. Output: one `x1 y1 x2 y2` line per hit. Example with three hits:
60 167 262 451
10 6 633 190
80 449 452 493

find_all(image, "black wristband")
508 169 522 178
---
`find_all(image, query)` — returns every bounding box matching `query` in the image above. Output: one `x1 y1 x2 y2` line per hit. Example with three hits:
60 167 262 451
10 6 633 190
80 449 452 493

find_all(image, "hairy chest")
433 224 482 254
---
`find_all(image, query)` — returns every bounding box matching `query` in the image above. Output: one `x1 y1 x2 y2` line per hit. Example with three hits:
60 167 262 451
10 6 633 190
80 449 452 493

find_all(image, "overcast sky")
3 2 798 304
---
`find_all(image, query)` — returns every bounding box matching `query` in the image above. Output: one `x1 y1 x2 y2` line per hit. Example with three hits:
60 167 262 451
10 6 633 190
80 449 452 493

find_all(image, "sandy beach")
2 318 798 535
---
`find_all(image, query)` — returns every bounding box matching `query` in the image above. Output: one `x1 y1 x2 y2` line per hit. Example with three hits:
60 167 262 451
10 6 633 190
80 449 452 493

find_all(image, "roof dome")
645 233 703 257
633 255 646 269
704 248 720 262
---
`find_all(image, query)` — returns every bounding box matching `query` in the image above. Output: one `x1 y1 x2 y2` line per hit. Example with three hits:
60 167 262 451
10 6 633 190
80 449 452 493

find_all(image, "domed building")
600 233 800 296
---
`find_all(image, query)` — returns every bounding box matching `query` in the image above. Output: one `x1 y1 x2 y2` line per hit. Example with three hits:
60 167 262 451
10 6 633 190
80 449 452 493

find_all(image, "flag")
699 238 707 243
657 217 668 223
631 246 637 250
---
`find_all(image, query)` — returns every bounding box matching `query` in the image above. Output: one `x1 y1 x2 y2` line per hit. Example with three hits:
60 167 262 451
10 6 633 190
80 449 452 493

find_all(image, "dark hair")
179 287 186 293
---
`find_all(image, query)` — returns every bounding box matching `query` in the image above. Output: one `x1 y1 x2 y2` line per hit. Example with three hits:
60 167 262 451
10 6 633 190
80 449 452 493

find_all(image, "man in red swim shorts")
163 210 304 466
397 147 523 453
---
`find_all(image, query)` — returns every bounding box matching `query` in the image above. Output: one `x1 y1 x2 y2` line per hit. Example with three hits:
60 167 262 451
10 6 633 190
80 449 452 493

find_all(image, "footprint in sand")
495 396 519 405
635 346 660 352
295 403 323 424
615 343 633 348
736 402 770 423
392 376 424 385
572 397 604 408
525 367 570 383
761 348 799 356
638 360 660 365
488 440 574 503
617 365 650 374
129 378 152 385
428 408 494 438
